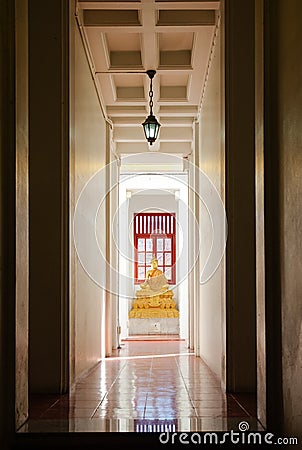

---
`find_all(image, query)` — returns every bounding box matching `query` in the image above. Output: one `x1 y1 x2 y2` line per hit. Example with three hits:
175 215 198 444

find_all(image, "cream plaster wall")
198 24 226 382
70 20 107 381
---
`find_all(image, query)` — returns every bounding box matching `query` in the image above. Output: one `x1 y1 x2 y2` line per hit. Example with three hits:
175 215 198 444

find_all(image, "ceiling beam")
78 1 141 10
78 1 220 11
113 126 193 142
112 116 194 126
154 2 220 10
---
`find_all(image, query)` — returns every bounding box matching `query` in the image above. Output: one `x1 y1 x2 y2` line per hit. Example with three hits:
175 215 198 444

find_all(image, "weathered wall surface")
15 0 29 428
29 0 69 393
277 0 302 438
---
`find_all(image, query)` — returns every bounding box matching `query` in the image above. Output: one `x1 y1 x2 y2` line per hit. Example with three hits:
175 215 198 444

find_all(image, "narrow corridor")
20 341 261 433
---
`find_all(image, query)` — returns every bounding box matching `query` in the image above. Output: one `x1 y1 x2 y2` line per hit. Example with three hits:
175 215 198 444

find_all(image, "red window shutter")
134 213 176 284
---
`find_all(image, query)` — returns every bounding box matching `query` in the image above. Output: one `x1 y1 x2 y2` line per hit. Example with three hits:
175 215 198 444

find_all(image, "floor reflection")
18 340 261 433
19 417 263 433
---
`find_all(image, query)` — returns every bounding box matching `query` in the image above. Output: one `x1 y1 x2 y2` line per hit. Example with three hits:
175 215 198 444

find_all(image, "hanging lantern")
142 70 161 145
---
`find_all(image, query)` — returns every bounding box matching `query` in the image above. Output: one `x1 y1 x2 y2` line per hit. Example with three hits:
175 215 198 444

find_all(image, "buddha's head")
151 256 158 269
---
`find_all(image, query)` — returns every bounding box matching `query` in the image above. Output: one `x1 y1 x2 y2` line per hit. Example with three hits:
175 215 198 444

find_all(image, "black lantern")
142 70 161 145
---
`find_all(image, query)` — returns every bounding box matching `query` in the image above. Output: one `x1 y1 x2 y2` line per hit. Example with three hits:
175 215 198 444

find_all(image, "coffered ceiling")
76 0 220 156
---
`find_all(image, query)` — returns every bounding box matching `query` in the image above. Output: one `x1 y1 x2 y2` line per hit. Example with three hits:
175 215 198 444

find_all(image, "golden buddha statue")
139 255 169 294
129 256 179 319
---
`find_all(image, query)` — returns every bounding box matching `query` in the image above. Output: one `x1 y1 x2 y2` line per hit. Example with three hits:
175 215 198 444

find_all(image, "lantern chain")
149 77 154 115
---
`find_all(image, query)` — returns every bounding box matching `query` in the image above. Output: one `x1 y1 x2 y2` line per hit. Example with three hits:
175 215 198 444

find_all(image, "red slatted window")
134 212 176 284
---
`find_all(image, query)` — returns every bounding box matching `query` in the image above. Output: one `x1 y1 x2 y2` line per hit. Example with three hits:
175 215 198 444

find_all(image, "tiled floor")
19 340 262 433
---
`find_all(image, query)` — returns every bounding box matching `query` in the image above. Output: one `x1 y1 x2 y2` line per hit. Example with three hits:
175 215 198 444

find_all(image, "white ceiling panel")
77 0 220 156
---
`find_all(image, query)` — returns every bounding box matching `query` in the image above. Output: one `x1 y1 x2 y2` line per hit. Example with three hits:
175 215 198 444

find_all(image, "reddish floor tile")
26 340 257 428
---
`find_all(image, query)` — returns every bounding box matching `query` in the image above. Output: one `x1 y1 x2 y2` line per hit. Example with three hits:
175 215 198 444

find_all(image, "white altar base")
129 318 179 335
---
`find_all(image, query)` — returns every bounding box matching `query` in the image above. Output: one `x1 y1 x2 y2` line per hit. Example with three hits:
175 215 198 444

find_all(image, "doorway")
118 170 189 342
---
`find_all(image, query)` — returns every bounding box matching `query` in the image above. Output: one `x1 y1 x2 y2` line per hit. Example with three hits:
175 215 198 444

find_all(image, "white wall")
107 145 120 352
198 23 226 383
70 19 107 382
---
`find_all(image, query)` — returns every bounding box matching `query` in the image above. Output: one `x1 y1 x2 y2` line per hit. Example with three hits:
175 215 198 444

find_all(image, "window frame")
133 212 176 285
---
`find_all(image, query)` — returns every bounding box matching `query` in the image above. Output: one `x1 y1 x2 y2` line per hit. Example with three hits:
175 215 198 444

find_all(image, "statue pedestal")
129 318 179 335
128 289 180 335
